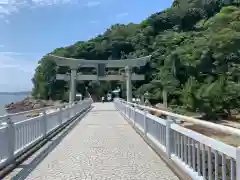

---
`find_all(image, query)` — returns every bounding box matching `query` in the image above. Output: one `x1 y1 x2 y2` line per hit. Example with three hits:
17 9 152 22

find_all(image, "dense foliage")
32 0 240 120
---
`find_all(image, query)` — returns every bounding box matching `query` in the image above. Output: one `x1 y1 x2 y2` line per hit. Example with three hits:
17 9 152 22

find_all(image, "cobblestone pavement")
23 103 179 180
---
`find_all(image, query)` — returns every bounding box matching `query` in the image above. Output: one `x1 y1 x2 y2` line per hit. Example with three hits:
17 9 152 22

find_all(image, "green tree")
32 2 240 120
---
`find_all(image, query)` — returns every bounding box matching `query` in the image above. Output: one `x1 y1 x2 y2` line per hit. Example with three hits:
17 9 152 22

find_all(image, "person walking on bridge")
101 96 105 103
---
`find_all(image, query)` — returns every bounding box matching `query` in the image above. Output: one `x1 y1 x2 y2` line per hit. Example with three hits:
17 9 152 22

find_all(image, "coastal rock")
155 103 169 111
33 103 41 109
149 103 172 117
5 98 56 114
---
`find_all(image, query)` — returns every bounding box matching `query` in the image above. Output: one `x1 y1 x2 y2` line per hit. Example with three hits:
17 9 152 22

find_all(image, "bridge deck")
9 103 179 180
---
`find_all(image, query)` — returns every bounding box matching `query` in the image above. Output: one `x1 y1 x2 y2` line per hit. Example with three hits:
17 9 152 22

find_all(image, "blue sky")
0 0 172 92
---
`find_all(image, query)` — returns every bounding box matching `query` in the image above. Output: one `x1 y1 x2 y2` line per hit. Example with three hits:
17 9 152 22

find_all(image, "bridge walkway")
7 103 179 180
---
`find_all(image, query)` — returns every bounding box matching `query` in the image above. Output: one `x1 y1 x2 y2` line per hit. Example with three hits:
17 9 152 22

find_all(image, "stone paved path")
23 103 179 180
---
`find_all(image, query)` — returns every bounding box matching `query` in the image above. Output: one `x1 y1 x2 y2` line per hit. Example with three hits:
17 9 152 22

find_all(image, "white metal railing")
0 99 92 169
114 98 240 180
0 102 73 125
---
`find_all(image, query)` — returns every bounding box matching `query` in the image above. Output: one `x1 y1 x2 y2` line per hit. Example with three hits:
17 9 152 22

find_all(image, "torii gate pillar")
125 66 132 102
69 68 77 103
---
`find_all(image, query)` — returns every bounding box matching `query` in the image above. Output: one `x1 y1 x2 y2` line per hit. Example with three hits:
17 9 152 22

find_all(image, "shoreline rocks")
5 97 62 114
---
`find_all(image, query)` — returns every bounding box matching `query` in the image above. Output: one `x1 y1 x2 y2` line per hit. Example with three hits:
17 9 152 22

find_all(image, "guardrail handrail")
0 102 73 118
114 98 240 180
117 98 240 137
0 101 83 123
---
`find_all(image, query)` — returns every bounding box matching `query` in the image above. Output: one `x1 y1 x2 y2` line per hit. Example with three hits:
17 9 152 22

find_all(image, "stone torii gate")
48 54 151 103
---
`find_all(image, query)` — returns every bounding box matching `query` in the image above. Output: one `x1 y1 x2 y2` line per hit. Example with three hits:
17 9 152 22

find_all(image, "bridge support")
69 68 77 103
125 66 132 103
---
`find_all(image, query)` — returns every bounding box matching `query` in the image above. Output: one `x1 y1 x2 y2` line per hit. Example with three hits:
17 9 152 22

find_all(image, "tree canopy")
32 0 240 120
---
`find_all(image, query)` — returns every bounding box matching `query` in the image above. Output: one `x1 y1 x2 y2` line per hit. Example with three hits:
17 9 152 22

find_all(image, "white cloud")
0 6 8 14
0 53 38 73
85 1 100 7
31 0 74 6
4 18 9 23
90 20 98 24
116 12 128 18
0 0 75 18
0 0 8 5
0 51 34 55
0 0 103 22
0 2 18 16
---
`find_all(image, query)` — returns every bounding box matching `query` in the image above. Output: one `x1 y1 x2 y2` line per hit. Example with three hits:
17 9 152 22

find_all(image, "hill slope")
32 0 240 120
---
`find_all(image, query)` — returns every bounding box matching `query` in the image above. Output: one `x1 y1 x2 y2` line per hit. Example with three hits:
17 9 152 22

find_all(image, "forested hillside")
32 0 240 120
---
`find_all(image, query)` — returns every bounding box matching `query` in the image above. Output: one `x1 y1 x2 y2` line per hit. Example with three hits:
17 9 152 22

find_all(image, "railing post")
83 101 85 111
166 116 173 158
68 104 71 119
118 101 120 111
120 101 122 112
6 115 15 160
133 104 136 127
58 107 63 125
80 101 83 114
114 99 117 109
237 146 240 180
42 110 47 137
143 109 147 135
124 103 127 117
74 103 78 115
72 103 75 116
128 105 131 120
84 101 88 112
71 103 74 118
125 104 128 119
78 101 82 113
74 103 77 115
69 104 72 118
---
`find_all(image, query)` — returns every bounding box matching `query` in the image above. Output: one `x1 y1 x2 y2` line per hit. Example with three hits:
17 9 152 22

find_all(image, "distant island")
0 91 31 95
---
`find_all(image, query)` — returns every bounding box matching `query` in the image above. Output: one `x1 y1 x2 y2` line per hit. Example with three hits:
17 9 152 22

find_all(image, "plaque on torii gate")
48 54 151 103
